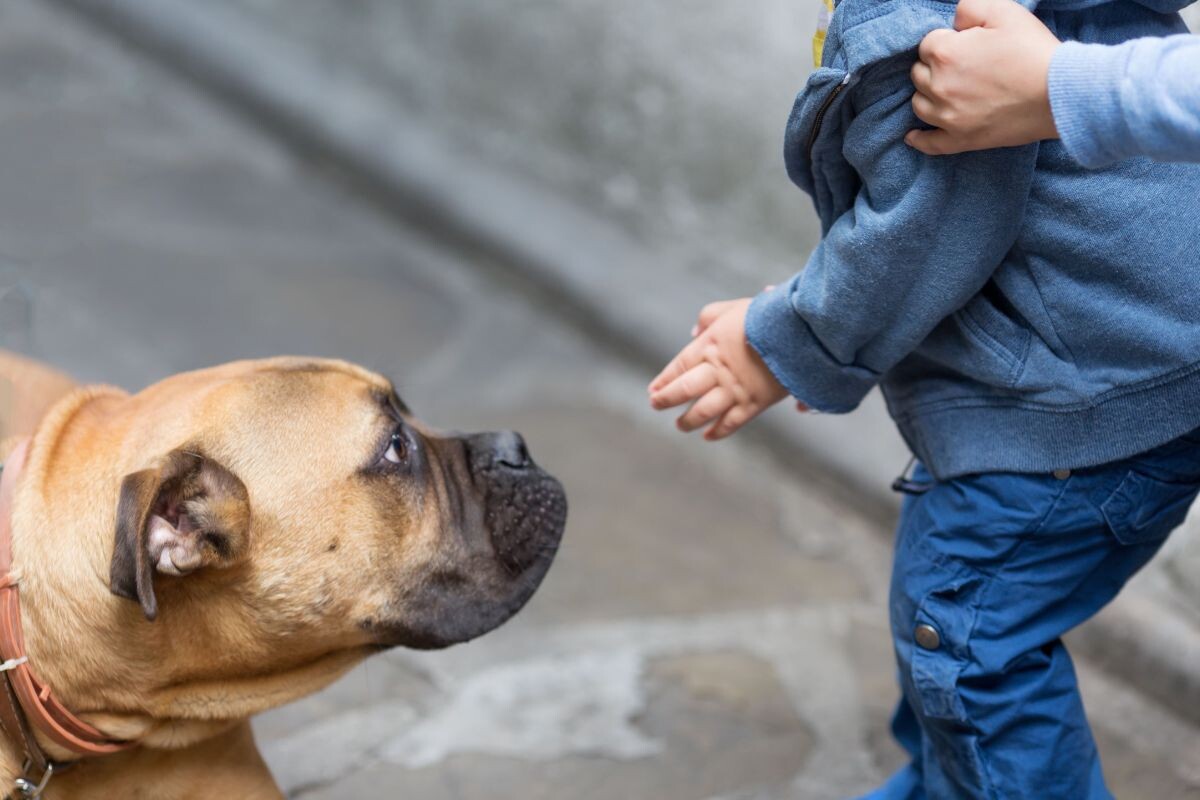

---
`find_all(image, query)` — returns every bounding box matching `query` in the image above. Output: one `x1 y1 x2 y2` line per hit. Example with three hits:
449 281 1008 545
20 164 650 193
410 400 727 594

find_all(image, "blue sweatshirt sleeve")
1050 35 1200 168
745 66 1038 413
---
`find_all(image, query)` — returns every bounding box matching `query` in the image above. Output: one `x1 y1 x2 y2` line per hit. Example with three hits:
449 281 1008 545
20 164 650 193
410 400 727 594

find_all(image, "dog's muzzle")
464 431 567 574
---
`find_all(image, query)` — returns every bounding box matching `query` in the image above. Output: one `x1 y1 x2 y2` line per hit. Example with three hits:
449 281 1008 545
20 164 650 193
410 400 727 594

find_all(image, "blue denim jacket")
746 0 1200 479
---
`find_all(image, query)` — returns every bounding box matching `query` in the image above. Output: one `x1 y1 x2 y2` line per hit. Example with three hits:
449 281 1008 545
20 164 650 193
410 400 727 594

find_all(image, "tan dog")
0 350 567 798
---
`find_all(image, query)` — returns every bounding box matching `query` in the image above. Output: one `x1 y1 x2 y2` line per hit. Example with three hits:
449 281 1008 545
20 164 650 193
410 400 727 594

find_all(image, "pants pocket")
910 577 980 722
906 577 993 793
1100 469 1199 546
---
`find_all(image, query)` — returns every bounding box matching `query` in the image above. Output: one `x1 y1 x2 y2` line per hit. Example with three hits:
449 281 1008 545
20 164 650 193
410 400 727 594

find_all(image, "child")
649 0 1200 796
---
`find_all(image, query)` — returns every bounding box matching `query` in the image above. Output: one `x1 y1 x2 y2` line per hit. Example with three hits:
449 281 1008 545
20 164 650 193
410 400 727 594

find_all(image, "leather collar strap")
0 438 133 786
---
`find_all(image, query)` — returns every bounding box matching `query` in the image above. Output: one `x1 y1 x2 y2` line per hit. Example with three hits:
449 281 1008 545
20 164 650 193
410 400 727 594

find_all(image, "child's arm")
746 57 1040 414
650 57 1040 438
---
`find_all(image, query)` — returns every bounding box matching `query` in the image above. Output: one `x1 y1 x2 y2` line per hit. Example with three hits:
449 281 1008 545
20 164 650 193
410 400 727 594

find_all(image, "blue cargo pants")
860 426 1200 799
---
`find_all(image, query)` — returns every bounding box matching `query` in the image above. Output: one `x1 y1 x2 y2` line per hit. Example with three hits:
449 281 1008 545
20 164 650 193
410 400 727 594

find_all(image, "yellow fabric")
813 0 835 67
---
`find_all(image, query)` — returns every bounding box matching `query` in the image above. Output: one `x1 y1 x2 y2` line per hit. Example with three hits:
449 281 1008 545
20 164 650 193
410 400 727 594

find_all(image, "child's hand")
648 297 790 440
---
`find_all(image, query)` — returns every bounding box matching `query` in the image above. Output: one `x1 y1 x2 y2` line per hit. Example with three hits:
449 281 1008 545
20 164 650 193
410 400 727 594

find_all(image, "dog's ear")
110 449 251 621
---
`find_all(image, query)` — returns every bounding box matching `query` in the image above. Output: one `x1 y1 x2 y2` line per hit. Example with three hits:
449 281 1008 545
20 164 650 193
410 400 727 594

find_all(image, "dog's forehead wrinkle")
210 366 381 426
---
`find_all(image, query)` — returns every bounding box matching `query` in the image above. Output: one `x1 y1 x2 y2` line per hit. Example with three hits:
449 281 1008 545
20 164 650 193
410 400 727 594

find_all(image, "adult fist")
906 0 1062 155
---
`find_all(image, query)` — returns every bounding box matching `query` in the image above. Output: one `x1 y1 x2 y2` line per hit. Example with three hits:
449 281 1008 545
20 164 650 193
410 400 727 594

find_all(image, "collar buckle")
12 760 52 799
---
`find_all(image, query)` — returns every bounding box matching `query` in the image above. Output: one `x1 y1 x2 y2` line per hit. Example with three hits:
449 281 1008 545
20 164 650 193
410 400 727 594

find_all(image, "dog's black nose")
466 430 530 469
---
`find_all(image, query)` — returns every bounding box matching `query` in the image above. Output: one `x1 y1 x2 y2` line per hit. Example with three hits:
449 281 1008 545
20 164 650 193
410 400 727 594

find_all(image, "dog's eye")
383 431 408 465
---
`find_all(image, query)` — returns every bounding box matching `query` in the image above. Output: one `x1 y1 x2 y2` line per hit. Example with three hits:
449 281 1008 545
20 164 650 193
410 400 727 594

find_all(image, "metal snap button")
914 623 941 650
1053 469 1072 480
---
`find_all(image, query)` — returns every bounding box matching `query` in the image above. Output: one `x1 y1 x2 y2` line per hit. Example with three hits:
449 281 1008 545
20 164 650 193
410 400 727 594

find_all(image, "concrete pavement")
1 0 1197 797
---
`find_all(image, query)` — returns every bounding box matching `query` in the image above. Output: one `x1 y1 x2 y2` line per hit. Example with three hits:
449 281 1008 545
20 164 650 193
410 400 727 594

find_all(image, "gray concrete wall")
221 0 827 289
212 0 1200 617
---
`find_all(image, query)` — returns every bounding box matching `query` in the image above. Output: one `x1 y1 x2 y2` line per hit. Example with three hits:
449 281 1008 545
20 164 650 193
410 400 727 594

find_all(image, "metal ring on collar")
13 760 53 799
0 658 27 674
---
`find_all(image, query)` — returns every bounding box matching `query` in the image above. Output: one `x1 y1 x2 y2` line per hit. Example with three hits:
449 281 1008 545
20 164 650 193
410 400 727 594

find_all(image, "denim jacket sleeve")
746 57 1039 413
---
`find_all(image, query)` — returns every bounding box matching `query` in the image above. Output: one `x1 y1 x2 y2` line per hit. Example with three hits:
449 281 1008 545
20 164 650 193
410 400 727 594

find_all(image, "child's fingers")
649 354 687 393
676 387 733 432
705 404 753 441
694 300 737 337
649 336 706 392
651 363 717 410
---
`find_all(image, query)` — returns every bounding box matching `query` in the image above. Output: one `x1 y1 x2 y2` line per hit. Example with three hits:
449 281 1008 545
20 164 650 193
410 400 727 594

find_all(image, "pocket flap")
1101 470 1198 546
911 578 980 722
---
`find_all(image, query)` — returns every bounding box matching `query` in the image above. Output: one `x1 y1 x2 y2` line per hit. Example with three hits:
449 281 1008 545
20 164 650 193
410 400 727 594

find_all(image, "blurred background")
1 0 1198 797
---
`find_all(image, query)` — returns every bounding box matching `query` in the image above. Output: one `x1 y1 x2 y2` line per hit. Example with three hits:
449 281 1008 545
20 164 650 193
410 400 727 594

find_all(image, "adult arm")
905 0 1200 168
1051 35 1200 167
906 0 1059 155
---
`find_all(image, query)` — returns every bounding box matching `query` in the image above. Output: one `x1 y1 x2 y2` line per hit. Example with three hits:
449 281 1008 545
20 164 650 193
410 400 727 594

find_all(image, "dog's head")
83 357 564 713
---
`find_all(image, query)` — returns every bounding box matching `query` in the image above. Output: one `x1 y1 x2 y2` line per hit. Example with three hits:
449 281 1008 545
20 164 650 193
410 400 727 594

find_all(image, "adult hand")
649 298 790 440
905 0 1062 155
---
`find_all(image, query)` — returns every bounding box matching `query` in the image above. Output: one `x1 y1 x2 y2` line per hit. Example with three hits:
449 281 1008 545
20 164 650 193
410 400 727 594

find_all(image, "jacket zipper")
806 73 852 158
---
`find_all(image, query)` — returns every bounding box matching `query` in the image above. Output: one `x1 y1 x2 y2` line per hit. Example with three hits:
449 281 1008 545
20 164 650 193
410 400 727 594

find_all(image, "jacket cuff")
1049 41 1135 169
744 282 877 414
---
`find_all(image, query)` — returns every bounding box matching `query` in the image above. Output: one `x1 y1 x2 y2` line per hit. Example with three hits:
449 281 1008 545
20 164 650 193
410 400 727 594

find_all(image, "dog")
0 350 567 798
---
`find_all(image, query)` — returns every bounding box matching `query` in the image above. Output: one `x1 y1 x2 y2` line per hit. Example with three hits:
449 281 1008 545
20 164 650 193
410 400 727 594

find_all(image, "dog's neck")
0 398 152 784
11 389 144 705
0 393 176 776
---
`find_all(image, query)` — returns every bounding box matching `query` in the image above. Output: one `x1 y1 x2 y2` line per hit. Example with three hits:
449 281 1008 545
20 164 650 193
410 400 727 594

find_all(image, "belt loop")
891 456 935 496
